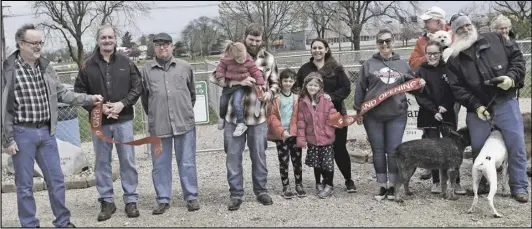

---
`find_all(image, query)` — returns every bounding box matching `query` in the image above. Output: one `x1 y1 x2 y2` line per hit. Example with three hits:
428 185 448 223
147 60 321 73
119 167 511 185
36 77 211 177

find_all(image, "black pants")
274 137 303 186
314 168 334 186
332 127 352 183
422 128 461 184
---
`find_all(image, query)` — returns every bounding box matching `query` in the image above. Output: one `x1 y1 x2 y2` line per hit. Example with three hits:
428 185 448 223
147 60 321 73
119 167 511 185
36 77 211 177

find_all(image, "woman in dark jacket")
414 40 464 195
295 38 356 193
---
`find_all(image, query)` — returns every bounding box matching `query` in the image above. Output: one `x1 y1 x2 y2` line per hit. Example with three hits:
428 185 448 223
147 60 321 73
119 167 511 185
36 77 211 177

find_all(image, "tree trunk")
75 40 84 71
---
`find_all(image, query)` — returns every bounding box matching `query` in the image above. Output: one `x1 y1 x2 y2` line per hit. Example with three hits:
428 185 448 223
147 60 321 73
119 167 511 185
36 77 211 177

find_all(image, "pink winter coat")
215 55 265 85
296 94 337 148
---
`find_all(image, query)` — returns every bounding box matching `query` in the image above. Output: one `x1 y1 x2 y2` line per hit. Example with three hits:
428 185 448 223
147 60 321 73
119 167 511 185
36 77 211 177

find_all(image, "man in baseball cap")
419 6 446 21
153 32 172 43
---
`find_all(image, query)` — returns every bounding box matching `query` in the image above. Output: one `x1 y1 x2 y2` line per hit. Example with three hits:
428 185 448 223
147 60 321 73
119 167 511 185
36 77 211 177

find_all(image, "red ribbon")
90 103 163 157
328 78 423 128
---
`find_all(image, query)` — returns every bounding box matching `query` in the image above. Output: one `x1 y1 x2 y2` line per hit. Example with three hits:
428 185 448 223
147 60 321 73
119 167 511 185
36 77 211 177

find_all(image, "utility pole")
2 5 11 61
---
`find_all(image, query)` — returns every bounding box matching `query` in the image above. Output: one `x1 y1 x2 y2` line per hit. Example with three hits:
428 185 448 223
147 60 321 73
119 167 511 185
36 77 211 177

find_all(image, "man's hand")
4 143 19 155
324 94 331 101
233 77 256 87
438 106 447 113
107 102 125 116
419 78 426 87
495 76 515 91
103 103 120 119
262 91 272 101
476 106 492 121
92 94 103 105
434 112 443 121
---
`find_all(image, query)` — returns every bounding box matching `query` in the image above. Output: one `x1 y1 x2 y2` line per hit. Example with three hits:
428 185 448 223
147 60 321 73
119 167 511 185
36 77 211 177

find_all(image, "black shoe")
257 194 273 205
387 187 395 200
187 199 200 211
125 202 140 218
281 186 296 199
60 223 75 228
374 187 387 201
295 184 307 197
345 180 357 193
228 198 243 211
97 201 116 222
152 203 170 215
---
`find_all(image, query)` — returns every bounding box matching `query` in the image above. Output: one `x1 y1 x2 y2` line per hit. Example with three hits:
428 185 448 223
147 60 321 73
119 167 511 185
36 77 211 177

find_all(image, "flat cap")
153 33 172 43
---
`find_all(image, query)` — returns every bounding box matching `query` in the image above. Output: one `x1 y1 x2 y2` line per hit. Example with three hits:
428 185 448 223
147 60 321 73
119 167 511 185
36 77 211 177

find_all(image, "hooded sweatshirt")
354 52 415 120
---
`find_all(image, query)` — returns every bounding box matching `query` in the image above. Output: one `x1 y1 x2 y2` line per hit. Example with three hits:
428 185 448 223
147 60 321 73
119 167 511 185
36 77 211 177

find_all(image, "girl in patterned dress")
296 72 338 198
267 68 306 199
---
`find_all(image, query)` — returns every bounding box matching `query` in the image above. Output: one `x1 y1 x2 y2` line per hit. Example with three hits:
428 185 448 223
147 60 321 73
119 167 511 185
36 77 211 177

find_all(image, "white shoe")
233 123 248 137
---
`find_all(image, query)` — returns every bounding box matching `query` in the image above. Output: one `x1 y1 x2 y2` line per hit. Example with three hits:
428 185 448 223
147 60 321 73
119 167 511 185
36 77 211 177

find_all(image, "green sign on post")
194 81 209 124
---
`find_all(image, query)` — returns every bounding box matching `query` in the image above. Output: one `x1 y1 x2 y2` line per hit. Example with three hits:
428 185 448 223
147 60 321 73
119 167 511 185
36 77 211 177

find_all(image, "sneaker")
125 202 140 218
233 123 248 137
453 183 466 195
257 194 273 205
345 180 357 193
228 198 243 211
318 185 334 198
281 186 295 199
152 203 170 215
512 193 529 203
316 183 324 194
97 201 116 222
217 118 225 130
187 199 200 211
387 187 395 200
374 187 387 201
295 184 307 197
431 183 442 194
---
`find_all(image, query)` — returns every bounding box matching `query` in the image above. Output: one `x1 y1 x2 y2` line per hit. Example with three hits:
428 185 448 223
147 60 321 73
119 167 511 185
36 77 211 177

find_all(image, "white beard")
450 26 478 57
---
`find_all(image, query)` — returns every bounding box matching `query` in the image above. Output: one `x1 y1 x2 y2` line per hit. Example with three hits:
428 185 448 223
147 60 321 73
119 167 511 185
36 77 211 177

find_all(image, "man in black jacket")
446 14 528 203
74 25 143 221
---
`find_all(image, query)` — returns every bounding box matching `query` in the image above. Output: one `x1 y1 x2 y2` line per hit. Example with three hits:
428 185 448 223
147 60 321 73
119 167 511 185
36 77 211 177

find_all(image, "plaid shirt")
210 48 280 125
13 55 51 123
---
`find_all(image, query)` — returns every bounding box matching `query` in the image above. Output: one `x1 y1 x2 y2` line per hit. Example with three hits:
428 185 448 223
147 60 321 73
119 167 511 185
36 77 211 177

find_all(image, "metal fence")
55 40 531 145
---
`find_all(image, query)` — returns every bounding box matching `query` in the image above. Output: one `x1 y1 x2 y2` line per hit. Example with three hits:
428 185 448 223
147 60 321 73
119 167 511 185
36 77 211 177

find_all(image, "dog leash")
483 78 504 131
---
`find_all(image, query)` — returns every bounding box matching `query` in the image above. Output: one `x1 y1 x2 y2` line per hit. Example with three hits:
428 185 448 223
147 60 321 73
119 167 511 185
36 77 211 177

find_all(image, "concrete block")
65 177 88 190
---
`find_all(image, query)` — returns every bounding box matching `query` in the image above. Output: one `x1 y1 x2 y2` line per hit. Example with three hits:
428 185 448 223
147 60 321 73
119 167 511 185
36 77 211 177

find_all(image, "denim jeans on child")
219 86 245 123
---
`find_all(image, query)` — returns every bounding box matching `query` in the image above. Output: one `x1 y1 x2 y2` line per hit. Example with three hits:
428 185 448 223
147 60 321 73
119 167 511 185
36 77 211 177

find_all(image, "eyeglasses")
377 38 393 45
449 13 466 25
426 52 441 57
22 40 44 47
154 42 170 48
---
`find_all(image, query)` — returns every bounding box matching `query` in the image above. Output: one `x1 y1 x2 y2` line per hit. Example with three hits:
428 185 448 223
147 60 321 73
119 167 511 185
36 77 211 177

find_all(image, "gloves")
434 113 443 121
476 106 491 121
495 76 515 91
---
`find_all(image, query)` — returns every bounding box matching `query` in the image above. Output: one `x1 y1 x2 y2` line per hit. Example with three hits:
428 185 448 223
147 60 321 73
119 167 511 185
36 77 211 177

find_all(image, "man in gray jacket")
140 33 199 215
1 24 102 228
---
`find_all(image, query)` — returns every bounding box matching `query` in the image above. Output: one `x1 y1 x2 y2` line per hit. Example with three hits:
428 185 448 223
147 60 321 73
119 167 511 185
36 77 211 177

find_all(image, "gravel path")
1 99 531 227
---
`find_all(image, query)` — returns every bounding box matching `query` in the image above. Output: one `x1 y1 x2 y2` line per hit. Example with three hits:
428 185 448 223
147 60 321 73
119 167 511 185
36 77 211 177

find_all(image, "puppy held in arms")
467 129 509 218
393 126 471 203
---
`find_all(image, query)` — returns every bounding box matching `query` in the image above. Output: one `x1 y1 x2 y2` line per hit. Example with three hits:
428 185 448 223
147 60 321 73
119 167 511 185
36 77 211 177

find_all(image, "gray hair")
95 24 117 42
15 24 37 49
491 14 512 31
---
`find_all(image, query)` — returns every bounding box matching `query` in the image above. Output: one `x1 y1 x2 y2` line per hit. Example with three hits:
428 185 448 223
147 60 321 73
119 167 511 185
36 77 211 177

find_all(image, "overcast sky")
2 1 481 52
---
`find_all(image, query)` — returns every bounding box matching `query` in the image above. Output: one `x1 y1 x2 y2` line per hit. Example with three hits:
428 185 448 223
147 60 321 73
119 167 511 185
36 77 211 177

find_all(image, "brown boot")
512 193 529 203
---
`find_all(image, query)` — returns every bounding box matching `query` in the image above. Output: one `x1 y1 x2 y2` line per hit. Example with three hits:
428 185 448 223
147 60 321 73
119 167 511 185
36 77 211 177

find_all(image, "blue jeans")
91 120 139 203
363 115 408 184
150 128 199 203
466 98 528 195
220 86 245 123
12 125 70 227
224 121 268 200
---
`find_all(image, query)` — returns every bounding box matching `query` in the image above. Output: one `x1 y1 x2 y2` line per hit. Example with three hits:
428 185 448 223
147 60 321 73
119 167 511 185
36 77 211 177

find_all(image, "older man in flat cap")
445 14 528 203
140 33 200 215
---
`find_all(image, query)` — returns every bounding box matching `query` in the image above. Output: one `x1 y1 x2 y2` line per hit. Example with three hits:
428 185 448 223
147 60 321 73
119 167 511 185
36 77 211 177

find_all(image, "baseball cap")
420 7 446 21
153 33 172 43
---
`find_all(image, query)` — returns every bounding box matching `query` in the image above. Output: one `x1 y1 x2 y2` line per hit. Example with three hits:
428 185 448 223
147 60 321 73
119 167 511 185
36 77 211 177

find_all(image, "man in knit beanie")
445 13 529 203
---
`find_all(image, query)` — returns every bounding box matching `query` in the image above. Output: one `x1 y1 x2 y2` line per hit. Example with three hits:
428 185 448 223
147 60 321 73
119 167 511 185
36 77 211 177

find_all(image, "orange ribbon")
328 78 423 128
90 103 163 157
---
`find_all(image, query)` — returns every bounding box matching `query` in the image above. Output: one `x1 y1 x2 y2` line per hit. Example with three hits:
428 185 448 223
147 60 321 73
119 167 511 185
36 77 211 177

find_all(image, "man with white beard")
446 14 528 203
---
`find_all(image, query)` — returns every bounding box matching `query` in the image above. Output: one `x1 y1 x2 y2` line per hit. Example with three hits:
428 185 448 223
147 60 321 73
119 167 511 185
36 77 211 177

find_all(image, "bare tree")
32 1 152 70
399 22 419 47
299 1 336 38
490 1 531 38
215 13 247 42
330 1 420 51
218 1 305 51
181 17 220 58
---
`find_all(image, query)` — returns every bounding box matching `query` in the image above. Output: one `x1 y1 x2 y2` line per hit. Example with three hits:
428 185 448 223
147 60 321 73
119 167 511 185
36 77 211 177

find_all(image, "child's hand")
282 131 290 140
324 94 331 101
262 91 272 101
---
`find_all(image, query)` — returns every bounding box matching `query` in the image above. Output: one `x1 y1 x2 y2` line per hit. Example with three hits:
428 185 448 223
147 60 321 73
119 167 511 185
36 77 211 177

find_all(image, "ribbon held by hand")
90 103 163 157
328 78 423 128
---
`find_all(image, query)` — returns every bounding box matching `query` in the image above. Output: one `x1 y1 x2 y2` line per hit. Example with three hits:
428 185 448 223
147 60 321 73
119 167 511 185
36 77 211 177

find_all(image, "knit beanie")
451 15 472 34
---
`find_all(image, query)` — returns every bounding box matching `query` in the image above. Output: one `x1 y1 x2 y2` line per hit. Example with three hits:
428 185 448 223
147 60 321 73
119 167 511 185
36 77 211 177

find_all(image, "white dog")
427 30 454 62
467 130 510 218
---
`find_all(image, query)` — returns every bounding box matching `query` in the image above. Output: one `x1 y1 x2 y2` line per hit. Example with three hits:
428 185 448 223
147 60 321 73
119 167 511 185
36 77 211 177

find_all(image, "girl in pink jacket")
296 72 337 199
